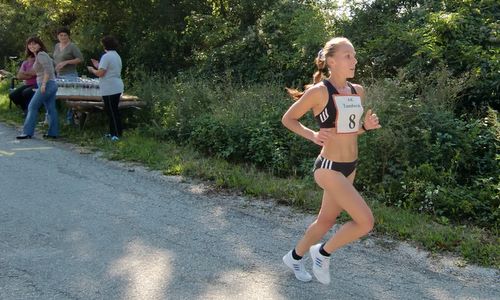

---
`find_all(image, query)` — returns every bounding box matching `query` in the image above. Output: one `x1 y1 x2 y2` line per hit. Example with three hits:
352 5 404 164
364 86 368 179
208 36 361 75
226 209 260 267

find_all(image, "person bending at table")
87 35 124 141
53 26 83 80
53 26 84 124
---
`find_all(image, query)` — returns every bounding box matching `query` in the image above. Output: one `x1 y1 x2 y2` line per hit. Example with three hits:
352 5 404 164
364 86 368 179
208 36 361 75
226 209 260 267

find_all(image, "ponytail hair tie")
317 49 325 61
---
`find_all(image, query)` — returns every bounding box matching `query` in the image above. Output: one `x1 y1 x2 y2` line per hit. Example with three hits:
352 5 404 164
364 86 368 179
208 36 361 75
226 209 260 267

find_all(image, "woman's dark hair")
57 26 71 36
101 35 119 51
25 36 48 55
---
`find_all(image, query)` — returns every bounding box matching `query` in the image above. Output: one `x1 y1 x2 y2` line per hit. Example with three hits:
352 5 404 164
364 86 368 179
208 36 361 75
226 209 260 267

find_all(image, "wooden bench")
57 94 145 129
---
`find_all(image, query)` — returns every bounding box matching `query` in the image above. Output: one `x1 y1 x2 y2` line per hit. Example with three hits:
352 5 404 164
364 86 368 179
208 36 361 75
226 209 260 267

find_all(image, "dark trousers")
102 93 123 137
9 84 36 111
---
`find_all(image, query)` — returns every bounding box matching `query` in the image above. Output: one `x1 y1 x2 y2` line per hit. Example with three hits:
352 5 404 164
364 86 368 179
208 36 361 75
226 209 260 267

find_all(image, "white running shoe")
282 250 312 282
310 244 331 285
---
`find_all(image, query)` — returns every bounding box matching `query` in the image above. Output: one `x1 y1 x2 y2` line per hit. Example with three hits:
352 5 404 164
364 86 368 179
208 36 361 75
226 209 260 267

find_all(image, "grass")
1 81 498 268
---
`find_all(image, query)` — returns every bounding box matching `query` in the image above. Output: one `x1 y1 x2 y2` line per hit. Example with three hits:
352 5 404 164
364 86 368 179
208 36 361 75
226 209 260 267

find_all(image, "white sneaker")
282 250 312 282
310 244 331 285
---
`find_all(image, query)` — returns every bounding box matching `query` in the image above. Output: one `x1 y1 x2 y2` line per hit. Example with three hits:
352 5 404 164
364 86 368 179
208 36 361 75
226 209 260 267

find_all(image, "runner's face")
329 43 357 79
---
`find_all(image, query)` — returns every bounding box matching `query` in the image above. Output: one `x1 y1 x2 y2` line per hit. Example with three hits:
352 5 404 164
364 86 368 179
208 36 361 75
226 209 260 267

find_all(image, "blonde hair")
286 37 353 100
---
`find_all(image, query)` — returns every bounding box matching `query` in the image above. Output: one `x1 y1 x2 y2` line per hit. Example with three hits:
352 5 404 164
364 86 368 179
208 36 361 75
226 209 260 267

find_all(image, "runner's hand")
363 109 381 130
312 128 334 146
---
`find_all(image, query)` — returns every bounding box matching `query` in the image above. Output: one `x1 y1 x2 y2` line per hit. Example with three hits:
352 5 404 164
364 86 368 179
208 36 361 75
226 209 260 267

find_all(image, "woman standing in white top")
87 35 124 140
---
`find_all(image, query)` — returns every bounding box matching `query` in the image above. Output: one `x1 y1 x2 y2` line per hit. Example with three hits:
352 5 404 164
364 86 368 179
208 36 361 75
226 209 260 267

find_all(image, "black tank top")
315 80 358 128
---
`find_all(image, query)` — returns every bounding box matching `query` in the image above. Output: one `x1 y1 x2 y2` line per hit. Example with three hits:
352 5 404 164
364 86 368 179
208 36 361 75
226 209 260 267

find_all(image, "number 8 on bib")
334 95 364 134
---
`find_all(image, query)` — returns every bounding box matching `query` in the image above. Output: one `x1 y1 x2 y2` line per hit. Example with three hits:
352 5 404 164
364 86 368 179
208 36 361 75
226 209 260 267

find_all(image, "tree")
340 0 499 111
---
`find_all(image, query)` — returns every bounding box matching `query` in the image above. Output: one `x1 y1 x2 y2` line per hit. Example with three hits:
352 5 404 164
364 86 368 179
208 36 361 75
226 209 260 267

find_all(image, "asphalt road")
0 122 498 300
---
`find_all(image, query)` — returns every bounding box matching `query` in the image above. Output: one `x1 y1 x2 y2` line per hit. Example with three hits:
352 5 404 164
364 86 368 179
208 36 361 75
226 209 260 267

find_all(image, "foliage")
0 1 47 62
356 69 499 229
6 0 201 74
183 0 332 84
3 0 496 113
341 0 499 112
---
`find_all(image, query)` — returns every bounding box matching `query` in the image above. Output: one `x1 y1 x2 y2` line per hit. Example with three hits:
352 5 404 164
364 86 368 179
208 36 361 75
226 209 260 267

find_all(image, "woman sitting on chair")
2 42 37 115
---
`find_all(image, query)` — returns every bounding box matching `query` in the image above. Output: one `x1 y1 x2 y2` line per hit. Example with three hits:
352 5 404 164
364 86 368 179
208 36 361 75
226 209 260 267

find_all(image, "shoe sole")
312 268 330 285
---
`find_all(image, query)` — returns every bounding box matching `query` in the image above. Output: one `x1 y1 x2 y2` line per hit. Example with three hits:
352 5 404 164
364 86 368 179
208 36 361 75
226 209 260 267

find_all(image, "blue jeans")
23 80 59 136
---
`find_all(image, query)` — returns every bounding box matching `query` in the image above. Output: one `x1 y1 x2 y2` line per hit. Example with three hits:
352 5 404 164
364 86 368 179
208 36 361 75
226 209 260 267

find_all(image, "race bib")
334 95 364 134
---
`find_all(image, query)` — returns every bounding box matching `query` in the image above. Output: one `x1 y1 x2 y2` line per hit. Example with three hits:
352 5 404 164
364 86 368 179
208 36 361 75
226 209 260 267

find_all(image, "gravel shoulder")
0 122 498 300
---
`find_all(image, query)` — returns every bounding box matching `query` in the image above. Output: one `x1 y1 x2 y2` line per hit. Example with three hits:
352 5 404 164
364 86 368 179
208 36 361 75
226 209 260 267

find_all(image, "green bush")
357 69 499 229
183 78 319 177
190 115 250 160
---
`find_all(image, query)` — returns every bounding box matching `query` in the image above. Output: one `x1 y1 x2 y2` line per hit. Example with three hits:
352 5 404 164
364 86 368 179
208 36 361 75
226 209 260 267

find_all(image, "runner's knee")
357 211 374 234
